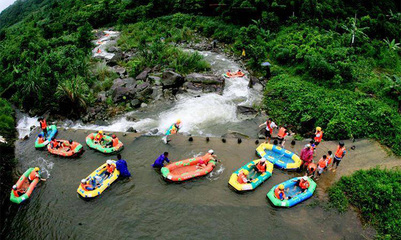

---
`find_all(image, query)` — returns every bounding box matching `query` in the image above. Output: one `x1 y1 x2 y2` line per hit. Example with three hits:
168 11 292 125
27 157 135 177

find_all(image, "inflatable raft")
256 143 302 170
228 159 273 191
47 140 83 157
86 133 123 154
223 71 245 78
161 154 216 182
10 168 40 204
267 177 317 207
35 125 58 149
77 162 120 198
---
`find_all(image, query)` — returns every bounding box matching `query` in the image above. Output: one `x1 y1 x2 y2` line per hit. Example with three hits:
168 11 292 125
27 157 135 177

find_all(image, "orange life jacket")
274 188 285 200
299 180 310 189
13 189 25 197
81 183 92 191
237 172 247 184
327 155 333 165
28 170 39 181
94 133 103 142
106 164 115 174
51 140 58 148
256 162 266 172
318 158 327 168
226 72 232 76
277 127 287 138
314 131 323 142
38 137 45 144
39 119 47 129
112 138 119 147
307 163 317 173
335 146 346 158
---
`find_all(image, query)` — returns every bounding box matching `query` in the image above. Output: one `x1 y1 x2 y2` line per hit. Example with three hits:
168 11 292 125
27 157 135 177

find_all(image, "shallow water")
3 129 375 239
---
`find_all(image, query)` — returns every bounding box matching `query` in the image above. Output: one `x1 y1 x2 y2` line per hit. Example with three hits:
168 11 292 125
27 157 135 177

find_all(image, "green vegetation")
0 98 14 138
329 168 401 239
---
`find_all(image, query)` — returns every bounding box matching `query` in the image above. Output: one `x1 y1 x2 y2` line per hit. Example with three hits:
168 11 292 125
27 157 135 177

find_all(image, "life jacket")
335 146 346 158
226 72 232 76
13 188 25 197
307 163 317 173
274 188 285 200
38 137 45 144
299 180 310 189
94 133 103 142
277 127 287 138
106 164 115 174
81 183 92 191
51 140 58 148
256 162 266 172
28 170 39 181
112 138 119 147
314 131 323 143
327 155 333 165
39 119 47 129
318 158 327 168
237 172 247 184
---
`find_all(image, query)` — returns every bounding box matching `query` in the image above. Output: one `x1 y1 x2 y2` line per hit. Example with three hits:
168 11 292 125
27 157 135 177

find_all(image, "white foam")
16 115 38 139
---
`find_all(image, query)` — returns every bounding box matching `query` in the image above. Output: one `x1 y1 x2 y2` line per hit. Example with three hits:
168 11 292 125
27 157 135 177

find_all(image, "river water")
3 129 375 240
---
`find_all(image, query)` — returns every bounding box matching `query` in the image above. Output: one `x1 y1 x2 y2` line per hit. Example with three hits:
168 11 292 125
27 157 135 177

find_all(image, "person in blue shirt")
115 154 131 178
152 152 170 168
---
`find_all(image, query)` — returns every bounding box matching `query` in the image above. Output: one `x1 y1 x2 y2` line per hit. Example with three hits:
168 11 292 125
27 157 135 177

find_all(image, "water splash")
26 157 54 178
16 115 38 139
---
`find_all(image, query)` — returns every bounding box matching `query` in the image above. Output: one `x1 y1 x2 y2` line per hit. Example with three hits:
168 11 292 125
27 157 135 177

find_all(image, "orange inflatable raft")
161 154 216 182
47 140 83 157
223 71 245 78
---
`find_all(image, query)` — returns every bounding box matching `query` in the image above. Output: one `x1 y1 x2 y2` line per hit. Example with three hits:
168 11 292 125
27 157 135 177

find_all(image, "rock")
114 66 126 77
126 127 137 132
185 73 223 85
136 82 150 92
136 68 151 81
222 131 250 139
150 129 158 134
97 91 107 103
110 78 124 91
30 125 36 131
122 78 136 87
237 106 258 115
94 119 110 126
108 46 119 53
23 135 29 140
112 86 137 103
107 52 122 65
125 114 136 121
148 75 161 85
130 99 141 108
161 71 184 88
258 128 267 139
163 89 174 100
140 103 148 108
136 82 152 101
151 86 163 101
253 83 264 92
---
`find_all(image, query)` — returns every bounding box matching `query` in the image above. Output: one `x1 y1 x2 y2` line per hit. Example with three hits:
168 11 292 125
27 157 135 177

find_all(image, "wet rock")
252 83 264 92
161 71 184 88
107 52 122 66
258 128 267 139
151 86 163 101
130 99 141 108
113 66 126 77
97 91 107 103
150 129 158 134
140 103 148 108
136 68 151 81
94 119 110 126
125 114 136 121
23 135 29 140
222 131 250 139
126 127 137 133
30 125 36 131
163 89 174 100
136 82 152 101
248 76 260 88
148 75 161 85
237 106 258 116
183 73 224 93
113 86 137 103
108 46 119 53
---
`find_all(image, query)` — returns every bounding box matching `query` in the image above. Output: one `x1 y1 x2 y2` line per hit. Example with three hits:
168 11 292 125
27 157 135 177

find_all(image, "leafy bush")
329 168 401 239
0 98 14 138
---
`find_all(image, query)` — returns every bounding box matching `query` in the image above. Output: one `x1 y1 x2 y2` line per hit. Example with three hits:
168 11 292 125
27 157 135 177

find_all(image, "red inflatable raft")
161 154 217 182
47 140 84 157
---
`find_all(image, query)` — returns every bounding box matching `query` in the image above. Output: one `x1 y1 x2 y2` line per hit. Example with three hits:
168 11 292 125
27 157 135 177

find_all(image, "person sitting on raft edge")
81 179 95 191
237 169 252 184
251 158 267 174
12 184 27 197
274 184 289 200
116 154 131 178
104 160 115 178
28 167 47 182
152 152 170 168
37 134 45 144
106 134 119 148
50 137 60 149
94 130 104 144
62 139 76 151
294 176 310 193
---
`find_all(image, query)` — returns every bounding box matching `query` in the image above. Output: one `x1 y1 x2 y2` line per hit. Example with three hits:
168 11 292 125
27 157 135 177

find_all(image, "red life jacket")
112 138 119 147
237 172 247 184
94 133 103 142
39 119 47 129
51 140 58 148
81 183 92 191
38 137 45 144
307 163 317 173
314 131 323 142
266 121 273 134
274 188 285 200
256 162 266 172
277 127 287 138
318 158 327 168
13 189 25 197
335 146 346 158
106 164 115 174
299 180 310 189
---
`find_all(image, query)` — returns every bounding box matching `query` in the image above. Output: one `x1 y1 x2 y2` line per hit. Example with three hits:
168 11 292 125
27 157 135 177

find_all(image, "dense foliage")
0 98 14 138
329 168 401 239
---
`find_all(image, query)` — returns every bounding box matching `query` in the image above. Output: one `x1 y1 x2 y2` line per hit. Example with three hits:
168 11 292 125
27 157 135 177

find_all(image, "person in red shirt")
38 117 48 137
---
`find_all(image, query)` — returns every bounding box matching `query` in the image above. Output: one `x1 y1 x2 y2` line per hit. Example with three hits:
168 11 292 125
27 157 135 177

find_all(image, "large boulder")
151 86 163 101
135 82 152 101
96 91 107 103
113 86 137 103
136 67 152 81
161 71 184 88
237 106 258 115
183 73 224 93
148 75 161 85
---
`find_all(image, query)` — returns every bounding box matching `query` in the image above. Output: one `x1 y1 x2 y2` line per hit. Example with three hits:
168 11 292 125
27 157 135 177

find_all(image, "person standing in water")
115 154 131 178
152 152 170 168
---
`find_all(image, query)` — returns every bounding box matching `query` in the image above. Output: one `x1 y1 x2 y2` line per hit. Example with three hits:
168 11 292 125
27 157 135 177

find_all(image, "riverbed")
2 129 378 240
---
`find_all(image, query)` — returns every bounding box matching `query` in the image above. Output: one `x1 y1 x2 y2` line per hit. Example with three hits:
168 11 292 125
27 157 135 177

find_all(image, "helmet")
260 158 266 162
112 134 116 138
339 141 344 146
228 69 231 72
98 130 103 134
81 179 87 184
208 149 214 154
38 134 43 137
306 144 311 148
279 184 284 190
302 176 308 181
12 185 17 190
106 160 113 165
242 169 249 175
69 139 73 143
34 167 40 171
176 119 181 124
316 127 322 131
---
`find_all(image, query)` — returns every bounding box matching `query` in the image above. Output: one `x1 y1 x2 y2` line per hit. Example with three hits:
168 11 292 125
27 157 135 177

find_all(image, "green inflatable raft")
35 125 58 149
86 133 124 154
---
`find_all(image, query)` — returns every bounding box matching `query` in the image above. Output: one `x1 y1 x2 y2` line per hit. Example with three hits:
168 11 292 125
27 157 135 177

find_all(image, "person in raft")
80 179 95 191
277 125 290 148
152 152 170 168
61 139 76 151
330 141 346 172
104 160 115 178
28 167 47 182
94 130 105 144
196 158 207 169
237 169 252 184
38 117 48 137
315 155 328 180
37 134 45 144
12 183 28 197
50 137 60 149
253 158 267 173
274 184 289 200
259 118 278 143
116 154 131 178
226 69 232 77
204 149 217 161
300 144 313 171
106 134 119 148
314 127 323 148
294 176 310 193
